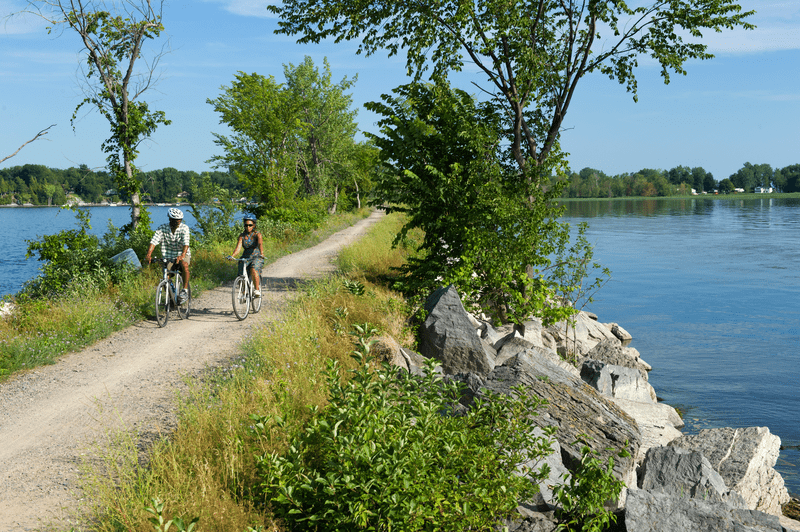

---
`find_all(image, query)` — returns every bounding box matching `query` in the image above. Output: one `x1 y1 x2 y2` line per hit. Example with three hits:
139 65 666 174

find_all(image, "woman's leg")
249 266 260 291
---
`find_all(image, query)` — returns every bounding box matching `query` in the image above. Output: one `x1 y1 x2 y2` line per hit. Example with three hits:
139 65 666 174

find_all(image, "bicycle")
152 258 191 327
229 257 262 320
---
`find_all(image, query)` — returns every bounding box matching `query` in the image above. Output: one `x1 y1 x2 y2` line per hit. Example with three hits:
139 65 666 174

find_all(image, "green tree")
208 71 302 212
284 56 359 213
718 178 735 194
208 58 363 217
730 162 757 192
21 0 171 230
780 164 800 193
270 0 754 180
367 82 574 325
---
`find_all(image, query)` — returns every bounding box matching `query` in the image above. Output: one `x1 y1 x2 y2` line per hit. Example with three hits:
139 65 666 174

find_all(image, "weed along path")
0 210 385 532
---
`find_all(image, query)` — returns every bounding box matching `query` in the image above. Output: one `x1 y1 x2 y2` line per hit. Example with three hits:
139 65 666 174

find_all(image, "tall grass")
73 212 415 531
0 209 371 382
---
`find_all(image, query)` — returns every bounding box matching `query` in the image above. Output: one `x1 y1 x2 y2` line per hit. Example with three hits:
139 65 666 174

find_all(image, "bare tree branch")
0 125 56 164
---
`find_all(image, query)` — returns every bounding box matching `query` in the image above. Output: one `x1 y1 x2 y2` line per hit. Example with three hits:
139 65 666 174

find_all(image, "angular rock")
370 335 407 371
420 285 497 375
611 398 683 461
580 360 657 403
581 340 651 379
547 311 621 358
608 322 633 343
638 446 747 507
669 427 790 516
463 352 641 487
624 489 783 532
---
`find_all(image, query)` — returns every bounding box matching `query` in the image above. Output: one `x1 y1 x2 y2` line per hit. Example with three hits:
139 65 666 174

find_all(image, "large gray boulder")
669 427 790 516
580 339 651 379
580 359 657 403
638 446 747 508
611 398 684 461
547 311 621 359
461 352 641 487
420 285 497 374
625 489 784 532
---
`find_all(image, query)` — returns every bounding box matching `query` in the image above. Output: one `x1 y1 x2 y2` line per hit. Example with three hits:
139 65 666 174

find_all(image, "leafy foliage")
269 0 754 175
23 208 140 297
553 440 630 532
367 81 574 325
207 57 370 217
253 334 555 531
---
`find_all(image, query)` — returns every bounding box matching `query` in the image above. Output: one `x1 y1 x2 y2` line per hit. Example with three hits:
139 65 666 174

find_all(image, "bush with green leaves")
553 439 629 532
367 81 577 327
253 351 555 531
23 208 139 298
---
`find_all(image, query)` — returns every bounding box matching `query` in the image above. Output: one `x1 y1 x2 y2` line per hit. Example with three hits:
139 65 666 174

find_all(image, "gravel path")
0 210 384 531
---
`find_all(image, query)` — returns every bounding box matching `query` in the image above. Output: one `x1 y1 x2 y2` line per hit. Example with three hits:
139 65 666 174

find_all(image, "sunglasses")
244 223 254 227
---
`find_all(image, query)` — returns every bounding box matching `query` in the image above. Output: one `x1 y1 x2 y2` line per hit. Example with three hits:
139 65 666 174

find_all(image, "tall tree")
208 58 362 216
283 56 358 213
20 0 170 230
270 0 754 181
208 71 303 212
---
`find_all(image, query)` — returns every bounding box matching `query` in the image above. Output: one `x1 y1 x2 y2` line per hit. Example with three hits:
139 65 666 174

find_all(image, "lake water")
562 197 800 495
2 199 799 495
0 205 198 298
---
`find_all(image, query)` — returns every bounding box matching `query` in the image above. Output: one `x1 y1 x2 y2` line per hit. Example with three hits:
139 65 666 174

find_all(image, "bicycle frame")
154 258 191 327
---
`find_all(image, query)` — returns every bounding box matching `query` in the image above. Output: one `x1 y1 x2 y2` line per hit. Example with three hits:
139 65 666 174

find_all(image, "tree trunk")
327 184 339 215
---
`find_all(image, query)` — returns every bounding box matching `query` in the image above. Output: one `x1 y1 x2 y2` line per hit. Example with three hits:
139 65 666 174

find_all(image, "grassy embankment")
65 211 419 531
64 209 800 530
0 209 371 381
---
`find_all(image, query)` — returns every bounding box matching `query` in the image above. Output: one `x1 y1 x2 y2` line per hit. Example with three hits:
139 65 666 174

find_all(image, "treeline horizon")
563 162 800 198
0 164 243 206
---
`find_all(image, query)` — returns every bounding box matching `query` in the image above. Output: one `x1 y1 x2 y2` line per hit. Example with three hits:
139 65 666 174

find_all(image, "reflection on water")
561 196 796 218
563 196 800 495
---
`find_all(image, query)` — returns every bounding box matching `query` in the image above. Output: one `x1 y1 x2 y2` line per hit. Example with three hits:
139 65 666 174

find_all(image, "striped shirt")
150 222 191 260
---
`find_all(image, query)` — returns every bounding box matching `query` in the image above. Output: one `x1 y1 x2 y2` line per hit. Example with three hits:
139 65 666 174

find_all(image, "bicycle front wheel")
176 273 191 320
155 280 169 327
232 276 250 320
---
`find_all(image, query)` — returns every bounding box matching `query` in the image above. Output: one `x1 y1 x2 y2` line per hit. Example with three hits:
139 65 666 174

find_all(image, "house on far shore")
754 187 774 193
734 188 745 193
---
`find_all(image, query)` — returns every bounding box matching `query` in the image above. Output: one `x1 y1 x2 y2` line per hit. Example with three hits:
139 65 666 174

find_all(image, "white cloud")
214 0 277 18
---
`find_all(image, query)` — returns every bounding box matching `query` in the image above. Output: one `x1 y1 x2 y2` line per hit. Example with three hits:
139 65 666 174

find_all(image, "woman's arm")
230 236 243 257
257 232 265 256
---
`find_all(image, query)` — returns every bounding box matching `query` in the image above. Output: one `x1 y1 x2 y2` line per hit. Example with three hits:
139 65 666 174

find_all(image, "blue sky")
1 0 798 181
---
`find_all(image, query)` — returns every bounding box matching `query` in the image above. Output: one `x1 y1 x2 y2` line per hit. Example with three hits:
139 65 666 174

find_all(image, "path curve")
0 210 385 531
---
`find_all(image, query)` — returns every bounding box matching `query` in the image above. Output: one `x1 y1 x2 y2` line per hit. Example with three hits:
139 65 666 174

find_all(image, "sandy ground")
0 210 385 532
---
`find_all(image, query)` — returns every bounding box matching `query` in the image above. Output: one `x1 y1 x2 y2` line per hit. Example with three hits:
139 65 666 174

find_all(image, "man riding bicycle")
145 208 191 304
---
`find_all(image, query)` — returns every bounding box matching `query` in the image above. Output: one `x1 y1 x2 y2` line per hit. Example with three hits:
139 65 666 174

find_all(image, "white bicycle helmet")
168 208 184 220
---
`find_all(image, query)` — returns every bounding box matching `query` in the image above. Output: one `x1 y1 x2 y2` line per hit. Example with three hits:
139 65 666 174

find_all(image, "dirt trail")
0 210 385 532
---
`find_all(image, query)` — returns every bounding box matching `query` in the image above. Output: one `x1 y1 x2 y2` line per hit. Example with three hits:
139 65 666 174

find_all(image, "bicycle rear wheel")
176 273 191 320
251 284 262 313
232 276 250 320
155 280 169 327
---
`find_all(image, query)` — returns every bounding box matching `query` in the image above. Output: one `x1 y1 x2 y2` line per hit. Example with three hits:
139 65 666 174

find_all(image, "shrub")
253 345 555 531
553 439 629 532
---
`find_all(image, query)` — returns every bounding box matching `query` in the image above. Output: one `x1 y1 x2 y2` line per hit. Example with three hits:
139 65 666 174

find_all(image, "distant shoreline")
0 203 191 209
559 192 800 202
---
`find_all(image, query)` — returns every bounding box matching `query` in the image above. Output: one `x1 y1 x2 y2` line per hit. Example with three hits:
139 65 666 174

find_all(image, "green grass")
70 212 415 531
0 209 372 382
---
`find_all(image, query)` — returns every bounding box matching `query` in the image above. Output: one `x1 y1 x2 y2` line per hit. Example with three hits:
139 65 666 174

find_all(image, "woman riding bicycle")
228 214 264 297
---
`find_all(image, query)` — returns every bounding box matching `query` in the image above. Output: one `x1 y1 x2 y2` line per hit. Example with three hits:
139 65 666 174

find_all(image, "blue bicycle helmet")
243 213 257 222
